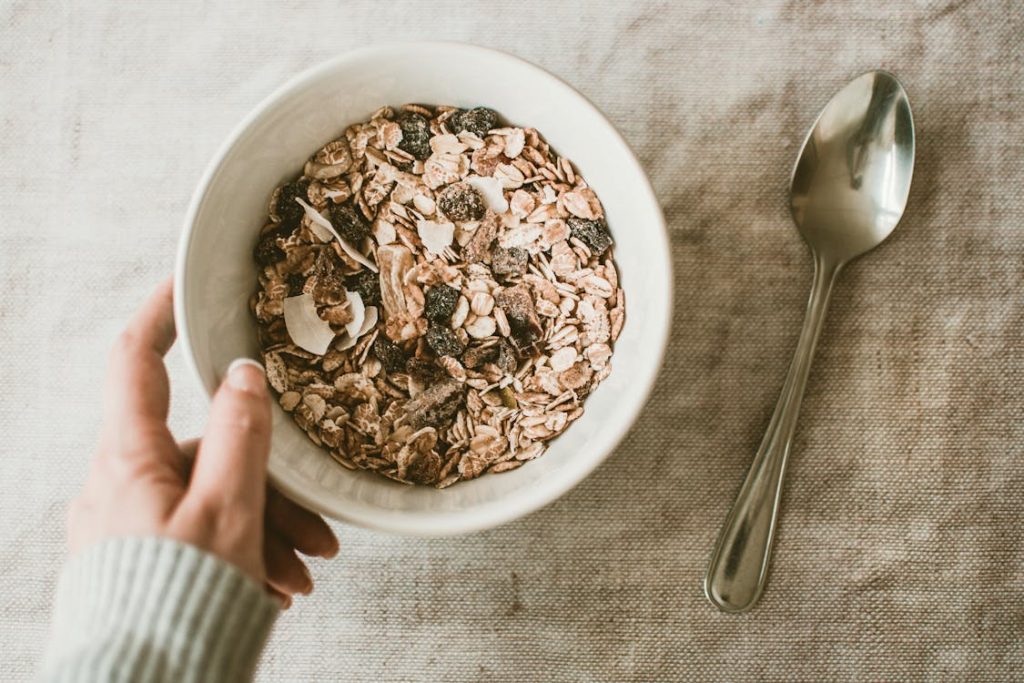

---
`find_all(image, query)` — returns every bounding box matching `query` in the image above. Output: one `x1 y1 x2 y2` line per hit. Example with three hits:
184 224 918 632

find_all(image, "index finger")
102 278 177 451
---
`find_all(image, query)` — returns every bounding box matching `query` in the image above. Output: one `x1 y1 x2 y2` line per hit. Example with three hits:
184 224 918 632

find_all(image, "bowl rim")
174 41 673 536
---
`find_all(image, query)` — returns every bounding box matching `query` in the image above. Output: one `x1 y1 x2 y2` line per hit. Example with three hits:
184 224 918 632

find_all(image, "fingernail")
226 358 266 395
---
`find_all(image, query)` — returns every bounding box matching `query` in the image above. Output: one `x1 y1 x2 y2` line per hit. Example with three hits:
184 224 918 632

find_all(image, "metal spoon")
704 71 915 613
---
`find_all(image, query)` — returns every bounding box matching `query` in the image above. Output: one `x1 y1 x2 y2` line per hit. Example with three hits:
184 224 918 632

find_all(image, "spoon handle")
704 253 841 612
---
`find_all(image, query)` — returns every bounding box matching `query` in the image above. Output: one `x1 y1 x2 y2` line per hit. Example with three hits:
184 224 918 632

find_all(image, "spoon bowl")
790 70 915 264
705 70 915 612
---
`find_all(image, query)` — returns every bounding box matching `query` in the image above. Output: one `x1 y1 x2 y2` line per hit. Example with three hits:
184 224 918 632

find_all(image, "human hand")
68 279 338 607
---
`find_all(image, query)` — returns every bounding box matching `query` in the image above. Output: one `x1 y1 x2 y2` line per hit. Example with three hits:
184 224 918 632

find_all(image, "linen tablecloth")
2 1 1022 680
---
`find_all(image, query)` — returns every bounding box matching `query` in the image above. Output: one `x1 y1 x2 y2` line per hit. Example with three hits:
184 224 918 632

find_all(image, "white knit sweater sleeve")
40 536 279 683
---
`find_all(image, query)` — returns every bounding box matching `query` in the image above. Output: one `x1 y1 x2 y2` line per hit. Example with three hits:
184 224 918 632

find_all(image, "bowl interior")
177 43 670 535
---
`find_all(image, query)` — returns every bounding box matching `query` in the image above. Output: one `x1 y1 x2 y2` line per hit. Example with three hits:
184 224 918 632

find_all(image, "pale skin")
68 278 338 608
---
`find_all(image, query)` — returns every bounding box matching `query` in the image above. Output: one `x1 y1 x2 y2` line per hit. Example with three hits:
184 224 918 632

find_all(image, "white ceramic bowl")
175 42 671 536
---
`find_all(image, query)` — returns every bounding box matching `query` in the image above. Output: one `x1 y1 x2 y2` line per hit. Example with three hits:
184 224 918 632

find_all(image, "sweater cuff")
42 536 278 683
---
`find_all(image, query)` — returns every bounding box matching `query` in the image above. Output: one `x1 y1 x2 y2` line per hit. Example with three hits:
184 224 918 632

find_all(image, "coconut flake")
334 305 379 351
339 237 379 272
335 333 358 351
466 176 509 214
344 290 365 338
358 305 378 336
417 219 455 254
295 196 335 241
295 197 379 273
283 294 336 355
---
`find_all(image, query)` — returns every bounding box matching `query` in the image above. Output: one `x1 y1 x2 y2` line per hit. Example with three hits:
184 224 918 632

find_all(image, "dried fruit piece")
329 202 370 243
495 284 542 348
346 270 381 306
373 337 407 373
287 273 307 296
276 178 310 227
406 357 446 385
495 340 518 373
424 284 459 323
567 217 613 255
425 324 465 357
437 182 486 222
310 250 346 306
396 111 431 160
253 233 285 266
491 246 528 278
406 380 465 429
462 212 499 263
296 196 378 272
463 344 498 369
450 107 498 138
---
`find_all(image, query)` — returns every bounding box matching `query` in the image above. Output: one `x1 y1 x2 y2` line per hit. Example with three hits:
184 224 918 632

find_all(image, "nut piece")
463 212 499 263
406 380 465 430
491 246 528 278
495 284 542 348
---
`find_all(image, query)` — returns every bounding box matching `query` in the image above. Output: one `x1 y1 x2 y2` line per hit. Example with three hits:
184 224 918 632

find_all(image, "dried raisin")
396 111 431 160
406 357 446 385
567 217 613 255
277 178 310 228
329 202 370 243
346 270 381 306
438 182 486 222
373 337 407 373
253 235 285 266
425 324 465 358
450 107 498 138
424 284 459 323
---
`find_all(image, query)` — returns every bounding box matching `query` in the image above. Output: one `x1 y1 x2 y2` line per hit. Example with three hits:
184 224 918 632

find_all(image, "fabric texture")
40 536 278 683
1 1 1022 681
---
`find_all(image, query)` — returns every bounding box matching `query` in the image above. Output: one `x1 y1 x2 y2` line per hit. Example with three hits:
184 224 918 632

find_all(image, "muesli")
250 104 624 487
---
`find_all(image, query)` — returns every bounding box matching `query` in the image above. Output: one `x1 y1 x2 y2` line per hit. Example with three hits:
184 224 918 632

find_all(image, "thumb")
186 358 272 515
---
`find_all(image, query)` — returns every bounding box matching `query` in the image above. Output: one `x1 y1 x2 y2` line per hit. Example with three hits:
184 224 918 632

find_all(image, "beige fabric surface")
2 1 1022 681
